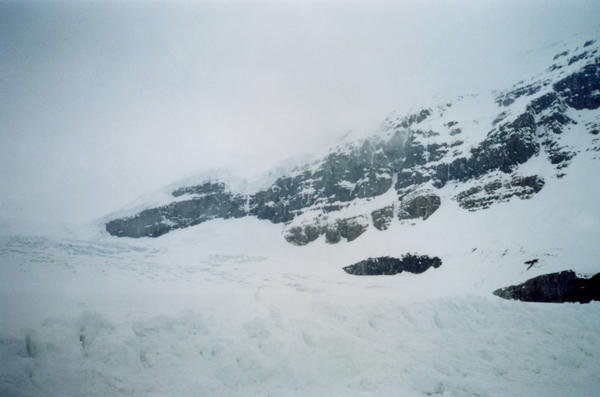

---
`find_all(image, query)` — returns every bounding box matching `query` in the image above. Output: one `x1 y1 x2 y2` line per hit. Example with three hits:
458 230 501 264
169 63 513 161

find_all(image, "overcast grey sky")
1 0 599 226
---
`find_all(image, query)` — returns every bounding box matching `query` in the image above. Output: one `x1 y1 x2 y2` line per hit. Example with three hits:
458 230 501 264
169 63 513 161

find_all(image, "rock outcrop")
371 206 394 230
343 254 442 275
493 270 600 303
398 191 441 221
105 182 247 238
283 215 369 246
456 175 545 211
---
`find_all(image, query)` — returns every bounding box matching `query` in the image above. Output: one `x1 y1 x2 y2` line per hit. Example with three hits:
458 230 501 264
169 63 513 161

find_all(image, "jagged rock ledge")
456 175 544 211
343 254 442 275
493 270 600 303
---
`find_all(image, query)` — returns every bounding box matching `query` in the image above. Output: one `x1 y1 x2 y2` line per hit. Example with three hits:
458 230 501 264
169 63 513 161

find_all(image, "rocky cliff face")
106 40 600 244
106 182 247 238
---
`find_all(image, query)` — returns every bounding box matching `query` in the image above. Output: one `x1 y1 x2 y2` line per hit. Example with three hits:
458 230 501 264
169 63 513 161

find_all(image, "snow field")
2 38 600 395
2 284 600 397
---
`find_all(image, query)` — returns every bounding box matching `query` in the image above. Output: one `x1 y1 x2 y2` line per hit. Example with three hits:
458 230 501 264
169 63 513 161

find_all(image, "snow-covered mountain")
2 38 600 397
105 38 600 249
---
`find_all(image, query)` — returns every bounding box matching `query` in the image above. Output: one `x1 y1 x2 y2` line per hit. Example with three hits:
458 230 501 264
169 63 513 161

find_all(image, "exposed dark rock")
402 136 428 168
284 225 320 246
415 130 440 138
511 112 536 131
322 216 370 243
323 204 343 212
427 143 448 162
113 99 547 237
456 186 482 208
543 140 576 167
395 109 432 129
356 171 393 199
247 141 394 223
539 111 574 134
398 193 441 221
510 175 545 191
527 92 557 114
343 254 442 275
484 180 503 193
324 225 341 244
172 181 227 197
554 64 600 110
336 216 369 242
108 134 396 239
584 40 595 47
303 225 321 243
568 51 588 66
285 215 369 245
395 169 428 190
493 270 600 303
109 86 565 239
250 176 308 224
105 208 170 238
548 150 575 165
547 64 562 72
553 51 568 60
432 112 540 188
105 185 247 238
492 112 508 125
456 175 544 210
496 83 542 107
371 206 394 231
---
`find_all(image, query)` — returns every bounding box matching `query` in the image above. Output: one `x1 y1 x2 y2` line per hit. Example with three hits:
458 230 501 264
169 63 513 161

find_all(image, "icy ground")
1 231 600 396
2 153 600 396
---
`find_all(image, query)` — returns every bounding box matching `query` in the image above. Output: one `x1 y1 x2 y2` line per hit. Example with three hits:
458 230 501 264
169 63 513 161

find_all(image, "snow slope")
2 37 600 396
1 143 600 396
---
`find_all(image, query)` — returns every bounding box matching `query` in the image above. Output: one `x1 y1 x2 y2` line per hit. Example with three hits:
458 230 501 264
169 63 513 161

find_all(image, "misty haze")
1 1 600 396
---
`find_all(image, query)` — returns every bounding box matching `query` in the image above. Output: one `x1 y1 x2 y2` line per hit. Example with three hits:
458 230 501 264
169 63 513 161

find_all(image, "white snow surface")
2 147 600 396
2 37 600 397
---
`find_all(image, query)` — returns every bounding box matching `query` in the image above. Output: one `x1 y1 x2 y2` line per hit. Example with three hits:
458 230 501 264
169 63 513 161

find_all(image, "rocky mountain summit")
106 40 600 244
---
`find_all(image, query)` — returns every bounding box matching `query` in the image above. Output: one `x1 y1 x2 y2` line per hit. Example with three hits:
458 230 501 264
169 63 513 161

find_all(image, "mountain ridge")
106 39 600 245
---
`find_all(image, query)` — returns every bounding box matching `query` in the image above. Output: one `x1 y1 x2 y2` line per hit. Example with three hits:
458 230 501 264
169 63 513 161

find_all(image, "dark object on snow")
524 258 539 270
343 254 442 276
493 270 600 303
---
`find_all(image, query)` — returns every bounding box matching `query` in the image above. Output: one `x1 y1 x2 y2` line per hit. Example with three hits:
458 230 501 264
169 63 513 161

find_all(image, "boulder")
283 225 321 246
493 270 600 303
343 254 442 275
